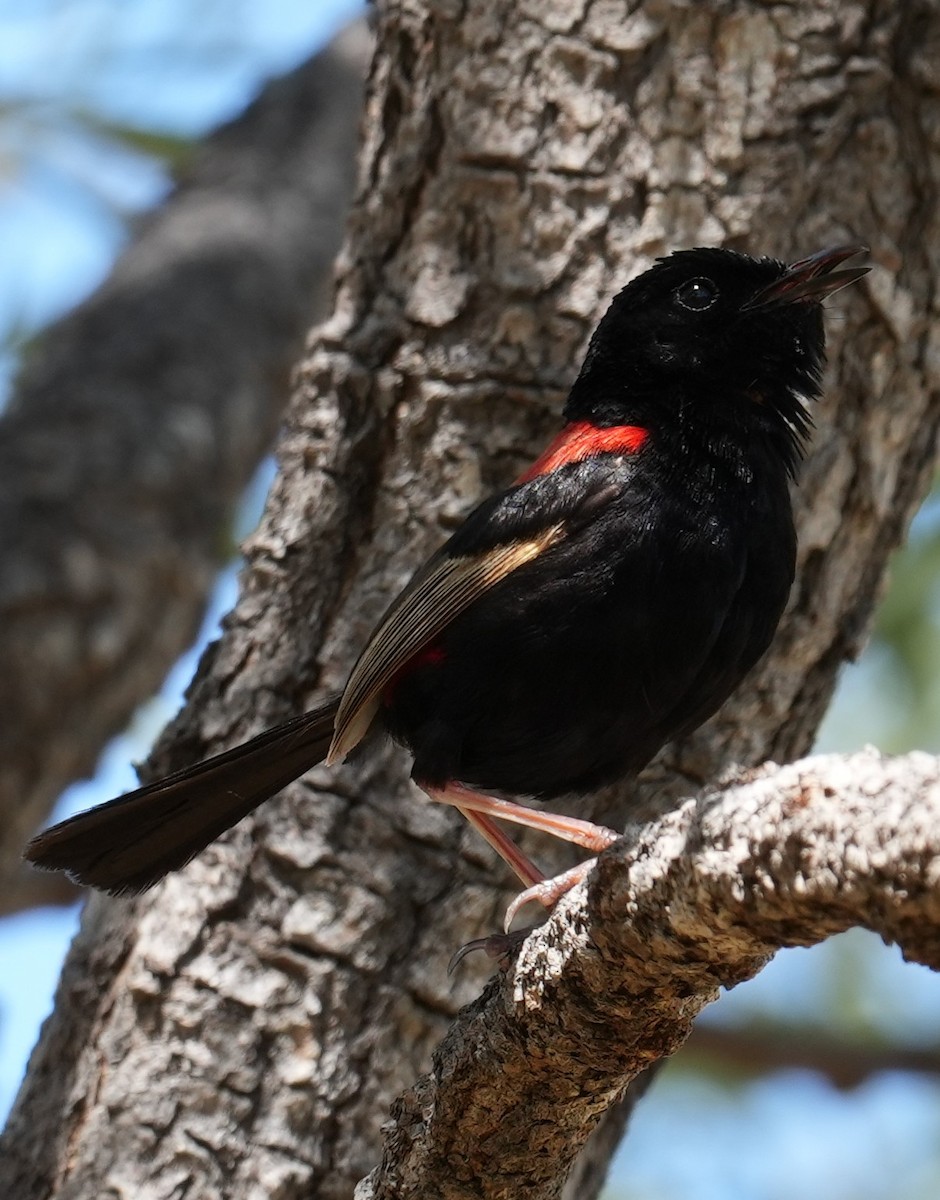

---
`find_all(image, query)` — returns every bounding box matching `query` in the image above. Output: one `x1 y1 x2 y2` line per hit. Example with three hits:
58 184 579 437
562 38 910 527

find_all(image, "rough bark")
357 750 940 1200
0 24 368 905
4 2 940 1199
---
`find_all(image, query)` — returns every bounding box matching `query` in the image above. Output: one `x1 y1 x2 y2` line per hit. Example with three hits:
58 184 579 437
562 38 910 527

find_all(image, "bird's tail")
24 697 340 895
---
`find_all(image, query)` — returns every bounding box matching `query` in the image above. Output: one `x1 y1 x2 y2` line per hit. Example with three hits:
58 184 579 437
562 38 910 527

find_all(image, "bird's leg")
455 807 545 888
426 780 619 852
423 781 620 933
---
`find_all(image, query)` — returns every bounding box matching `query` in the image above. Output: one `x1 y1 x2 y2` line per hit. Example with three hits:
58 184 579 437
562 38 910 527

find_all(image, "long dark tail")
24 697 340 895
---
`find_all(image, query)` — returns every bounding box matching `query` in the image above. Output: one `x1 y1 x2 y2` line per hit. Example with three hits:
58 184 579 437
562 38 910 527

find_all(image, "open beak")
744 245 870 310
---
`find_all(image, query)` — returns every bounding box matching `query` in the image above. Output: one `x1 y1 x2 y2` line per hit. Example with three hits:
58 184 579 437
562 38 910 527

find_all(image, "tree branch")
0 872 79 919
358 750 940 1200
684 1022 940 1092
0 24 368 898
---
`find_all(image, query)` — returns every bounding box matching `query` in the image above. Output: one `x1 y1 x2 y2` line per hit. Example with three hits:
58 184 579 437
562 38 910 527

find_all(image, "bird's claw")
447 928 533 973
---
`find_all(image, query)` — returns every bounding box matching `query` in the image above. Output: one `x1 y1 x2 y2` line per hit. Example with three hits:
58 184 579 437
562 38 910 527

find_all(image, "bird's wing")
327 460 627 762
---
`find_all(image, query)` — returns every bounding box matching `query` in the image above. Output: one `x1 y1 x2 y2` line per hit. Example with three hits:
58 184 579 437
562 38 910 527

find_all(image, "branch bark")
0 24 368 900
684 1021 940 1092
4 2 940 1199
358 750 940 1199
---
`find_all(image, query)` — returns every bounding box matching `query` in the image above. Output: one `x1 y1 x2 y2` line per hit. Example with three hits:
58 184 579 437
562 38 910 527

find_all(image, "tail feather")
24 698 340 895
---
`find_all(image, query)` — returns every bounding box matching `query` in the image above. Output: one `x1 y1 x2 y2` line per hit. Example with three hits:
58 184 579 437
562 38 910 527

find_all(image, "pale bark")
358 750 940 1199
0 25 368 907
4 2 940 1199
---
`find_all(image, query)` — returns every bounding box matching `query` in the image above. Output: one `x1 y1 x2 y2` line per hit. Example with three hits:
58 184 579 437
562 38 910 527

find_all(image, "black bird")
25 245 869 922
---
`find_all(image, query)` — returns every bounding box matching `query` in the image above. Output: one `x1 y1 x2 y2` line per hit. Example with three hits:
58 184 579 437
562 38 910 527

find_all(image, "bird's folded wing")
328 524 564 761
328 460 627 763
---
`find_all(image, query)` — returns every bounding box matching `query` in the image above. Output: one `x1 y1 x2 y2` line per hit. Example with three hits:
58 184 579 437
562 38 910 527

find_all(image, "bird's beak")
744 245 870 310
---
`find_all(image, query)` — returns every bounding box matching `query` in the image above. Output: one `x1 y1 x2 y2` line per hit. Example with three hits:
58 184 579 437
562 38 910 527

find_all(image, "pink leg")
456 807 545 889
427 780 618 853
422 781 620 932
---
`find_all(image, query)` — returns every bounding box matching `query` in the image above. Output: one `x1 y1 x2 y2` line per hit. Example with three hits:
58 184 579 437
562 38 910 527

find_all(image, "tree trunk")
4 1 939 1198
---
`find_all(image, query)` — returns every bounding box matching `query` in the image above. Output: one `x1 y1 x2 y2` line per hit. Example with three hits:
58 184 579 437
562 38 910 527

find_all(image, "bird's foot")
449 855 603 973
503 857 599 931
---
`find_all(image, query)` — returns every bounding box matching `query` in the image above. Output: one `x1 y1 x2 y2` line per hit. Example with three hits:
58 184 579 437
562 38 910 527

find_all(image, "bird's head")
566 245 869 472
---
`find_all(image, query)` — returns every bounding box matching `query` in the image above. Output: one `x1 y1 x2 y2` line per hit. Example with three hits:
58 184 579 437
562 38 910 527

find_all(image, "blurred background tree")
1 3 938 1198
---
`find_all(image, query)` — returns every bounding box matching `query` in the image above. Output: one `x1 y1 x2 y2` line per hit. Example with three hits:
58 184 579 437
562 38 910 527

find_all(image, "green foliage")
872 485 940 751
817 480 940 755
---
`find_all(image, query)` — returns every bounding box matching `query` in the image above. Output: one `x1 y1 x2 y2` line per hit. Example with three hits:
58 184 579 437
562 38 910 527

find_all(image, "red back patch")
382 643 446 707
516 421 649 483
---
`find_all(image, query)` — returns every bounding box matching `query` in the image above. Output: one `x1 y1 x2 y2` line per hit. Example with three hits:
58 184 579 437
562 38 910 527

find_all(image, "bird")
25 244 869 927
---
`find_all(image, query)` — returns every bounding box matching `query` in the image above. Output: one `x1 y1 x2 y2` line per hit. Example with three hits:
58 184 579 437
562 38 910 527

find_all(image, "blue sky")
2 5 938 1198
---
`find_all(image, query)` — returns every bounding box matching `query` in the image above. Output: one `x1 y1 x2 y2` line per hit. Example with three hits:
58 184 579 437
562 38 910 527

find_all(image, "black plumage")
25 245 868 901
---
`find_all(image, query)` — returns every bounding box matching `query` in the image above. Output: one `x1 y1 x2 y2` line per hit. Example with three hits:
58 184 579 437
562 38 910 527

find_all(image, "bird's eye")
674 277 718 312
